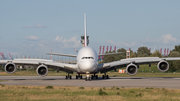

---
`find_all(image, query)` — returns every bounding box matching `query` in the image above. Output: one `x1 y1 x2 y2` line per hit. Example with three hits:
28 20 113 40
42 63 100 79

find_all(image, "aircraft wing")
46 53 77 57
98 52 124 56
97 57 180 74
0 59 78 75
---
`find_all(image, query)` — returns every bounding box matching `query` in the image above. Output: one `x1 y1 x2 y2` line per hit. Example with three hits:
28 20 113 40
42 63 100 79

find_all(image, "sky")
0 0 180 58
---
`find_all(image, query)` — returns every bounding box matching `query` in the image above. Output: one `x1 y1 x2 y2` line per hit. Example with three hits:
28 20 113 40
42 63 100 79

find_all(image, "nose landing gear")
85 72 91 81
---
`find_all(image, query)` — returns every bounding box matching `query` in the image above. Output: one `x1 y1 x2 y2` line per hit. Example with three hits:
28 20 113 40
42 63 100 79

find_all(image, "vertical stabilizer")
84 13 87 47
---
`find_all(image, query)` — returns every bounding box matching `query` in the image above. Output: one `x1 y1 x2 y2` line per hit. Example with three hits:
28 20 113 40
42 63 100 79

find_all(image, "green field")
0 85 180 101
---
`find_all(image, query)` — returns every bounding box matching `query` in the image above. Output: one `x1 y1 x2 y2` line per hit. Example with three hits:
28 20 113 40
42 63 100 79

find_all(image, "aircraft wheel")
66 76 68 79
80 75 82 79
96 75 98 79
91 75 94 79
76 75 78 79
102 75 104 79
70 75 72 79
106 75 109 79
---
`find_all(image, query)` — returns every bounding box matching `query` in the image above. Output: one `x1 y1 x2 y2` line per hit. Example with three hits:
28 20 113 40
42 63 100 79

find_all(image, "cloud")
160 34 177 44
106 40 136 47
145 34 177 44
25 36 39 41
38 44 44 47
22 24 47 28
54 36 81 48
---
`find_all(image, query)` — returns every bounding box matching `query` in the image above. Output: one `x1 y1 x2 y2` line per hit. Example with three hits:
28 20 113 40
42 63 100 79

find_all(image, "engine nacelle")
126 63 138 76
36 65 48 76
157 61 169 72
5 62 17 74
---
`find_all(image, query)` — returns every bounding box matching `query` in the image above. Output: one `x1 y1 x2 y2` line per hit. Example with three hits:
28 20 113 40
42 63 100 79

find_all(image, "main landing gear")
91 74 98 79
66 73 72 79
76 74 82 79
102 72 109 79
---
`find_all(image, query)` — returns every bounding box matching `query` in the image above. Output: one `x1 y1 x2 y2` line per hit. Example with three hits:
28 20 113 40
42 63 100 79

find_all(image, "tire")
107 75 109 79
102 75 104 79
91 75 93 79
76 75 78 79
70 75 72 79
66 76 68 79
96 75 98 79
80 75 82 79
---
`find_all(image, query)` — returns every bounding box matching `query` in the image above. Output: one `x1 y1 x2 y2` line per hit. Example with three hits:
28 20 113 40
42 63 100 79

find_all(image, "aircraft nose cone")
79 61 96 72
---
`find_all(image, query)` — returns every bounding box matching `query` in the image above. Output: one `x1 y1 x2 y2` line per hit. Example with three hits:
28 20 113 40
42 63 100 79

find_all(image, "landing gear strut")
76 74 82 79
66 73 72 79
102 72 109 79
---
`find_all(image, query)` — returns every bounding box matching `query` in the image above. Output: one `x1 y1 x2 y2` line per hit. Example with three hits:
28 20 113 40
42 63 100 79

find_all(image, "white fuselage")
77 46 98 73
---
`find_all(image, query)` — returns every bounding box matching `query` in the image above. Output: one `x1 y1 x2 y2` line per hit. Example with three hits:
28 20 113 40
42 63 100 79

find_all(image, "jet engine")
36 65 48 76
157 61 169 72
5 62 17 74
126 63 138 76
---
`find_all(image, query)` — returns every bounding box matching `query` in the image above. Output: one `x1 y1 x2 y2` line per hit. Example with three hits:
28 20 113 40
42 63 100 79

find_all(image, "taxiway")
0 76 180 89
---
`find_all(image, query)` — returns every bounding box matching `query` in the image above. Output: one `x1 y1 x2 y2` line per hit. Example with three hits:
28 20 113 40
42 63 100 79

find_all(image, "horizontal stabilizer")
98 52 124 56
46 53 77 57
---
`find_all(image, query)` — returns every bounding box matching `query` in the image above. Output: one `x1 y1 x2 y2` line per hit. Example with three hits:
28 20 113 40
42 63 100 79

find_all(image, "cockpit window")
82 57 94 59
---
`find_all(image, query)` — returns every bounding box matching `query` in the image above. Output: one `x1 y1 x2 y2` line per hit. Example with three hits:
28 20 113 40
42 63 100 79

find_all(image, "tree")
172 45 180 53
103 50 116 63
168 51 180 71
130 50 137 58
103 48 127 63
114 48 126 60
137 46 151 57
150 50 162 58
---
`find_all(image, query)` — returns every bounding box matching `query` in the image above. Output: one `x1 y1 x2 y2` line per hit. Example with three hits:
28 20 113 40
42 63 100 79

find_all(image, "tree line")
101 45 180 72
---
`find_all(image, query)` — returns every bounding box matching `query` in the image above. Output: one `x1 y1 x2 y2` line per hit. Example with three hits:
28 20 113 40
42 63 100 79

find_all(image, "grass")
0 85 180 101
45 86 54 89
0 64 180 77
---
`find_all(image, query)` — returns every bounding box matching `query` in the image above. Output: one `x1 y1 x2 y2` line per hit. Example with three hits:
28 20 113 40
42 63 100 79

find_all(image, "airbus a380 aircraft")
1 13 180 81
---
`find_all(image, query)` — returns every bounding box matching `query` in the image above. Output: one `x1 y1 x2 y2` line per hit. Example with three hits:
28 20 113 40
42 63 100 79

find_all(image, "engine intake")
5 62 17 74
157 61 169 72
126 63 138 76
36 65 48 76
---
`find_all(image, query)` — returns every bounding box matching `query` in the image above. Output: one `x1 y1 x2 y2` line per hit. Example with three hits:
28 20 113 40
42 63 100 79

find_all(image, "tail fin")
84 13 87 47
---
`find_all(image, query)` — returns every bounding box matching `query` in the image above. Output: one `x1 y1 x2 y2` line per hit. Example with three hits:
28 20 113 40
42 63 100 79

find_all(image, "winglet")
84 13 87 47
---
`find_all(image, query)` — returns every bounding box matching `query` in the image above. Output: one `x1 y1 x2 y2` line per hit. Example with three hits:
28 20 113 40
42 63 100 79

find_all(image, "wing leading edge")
0 58 78 76
97 57 180 74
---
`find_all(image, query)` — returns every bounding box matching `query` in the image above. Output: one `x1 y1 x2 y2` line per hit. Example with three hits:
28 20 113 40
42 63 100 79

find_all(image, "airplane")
1 13 180 81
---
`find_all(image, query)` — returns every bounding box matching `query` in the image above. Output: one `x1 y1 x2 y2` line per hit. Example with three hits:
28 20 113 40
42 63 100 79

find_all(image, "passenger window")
88 57 90 59
85 57 87 59
91 57 94 59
